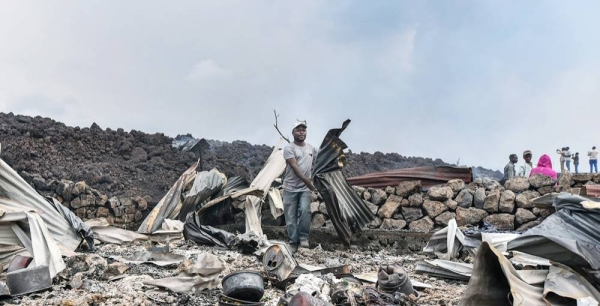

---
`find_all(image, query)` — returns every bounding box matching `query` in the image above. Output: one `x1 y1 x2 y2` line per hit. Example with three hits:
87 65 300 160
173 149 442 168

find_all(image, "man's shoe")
290 244 298 253
300 240 310 248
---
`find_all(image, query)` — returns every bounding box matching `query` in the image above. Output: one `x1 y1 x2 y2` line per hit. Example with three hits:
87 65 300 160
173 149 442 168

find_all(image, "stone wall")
309 172 598 232
21 171 149 229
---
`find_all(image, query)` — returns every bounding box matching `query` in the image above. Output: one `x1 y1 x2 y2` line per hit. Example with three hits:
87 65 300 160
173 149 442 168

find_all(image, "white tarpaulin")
0 158 82 251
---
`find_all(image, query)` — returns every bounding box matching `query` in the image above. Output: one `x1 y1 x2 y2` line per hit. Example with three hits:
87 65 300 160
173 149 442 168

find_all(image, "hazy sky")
1 1 599 171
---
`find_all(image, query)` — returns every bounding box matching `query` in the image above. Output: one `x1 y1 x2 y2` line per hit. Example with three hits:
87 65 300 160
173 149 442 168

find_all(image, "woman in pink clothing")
529 154 558 180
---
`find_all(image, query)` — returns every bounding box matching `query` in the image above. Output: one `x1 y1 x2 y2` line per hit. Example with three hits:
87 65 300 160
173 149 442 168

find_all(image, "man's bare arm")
286 158 316 191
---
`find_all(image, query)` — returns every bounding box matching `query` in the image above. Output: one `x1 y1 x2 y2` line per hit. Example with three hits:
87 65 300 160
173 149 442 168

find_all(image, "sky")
1 1 600 171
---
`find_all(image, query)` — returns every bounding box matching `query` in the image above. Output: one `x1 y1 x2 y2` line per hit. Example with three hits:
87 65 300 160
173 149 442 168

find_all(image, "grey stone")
516 220 542 232
482 177 501 190
107 197 120 209
422 200 447 218
318 202 328 215
538 186 554 195
515 208 537 226
130 147 148 163
455 189 474 208
456 207 488 226
362 190 371 201
445 199 458 211
558 170 573 187
505 177 530 193
310 201 320 214
80 194 95 207
409 217 434 232
378 196 402 219
104 262 129 279
435 211 456 226
32 175 48 191
311 213 327 228
484 214 515 231
408 193 424 207
395 180 422 197
445 179 465 194
352 186 366 195
368 217 383 229
532 207 554 218
72 181 89 196
499 190 516 213
515 190 540 209
474 188 486 209
428 186 454 201
385 186 396 195
529 174 555 188
381 219 407 230
370 188 388 206
70 196 82 209
401 207 423 223
364 201 379 216
483 190 500 213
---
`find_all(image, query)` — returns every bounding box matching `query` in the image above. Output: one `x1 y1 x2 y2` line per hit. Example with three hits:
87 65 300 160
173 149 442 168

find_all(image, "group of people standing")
501 146 599 185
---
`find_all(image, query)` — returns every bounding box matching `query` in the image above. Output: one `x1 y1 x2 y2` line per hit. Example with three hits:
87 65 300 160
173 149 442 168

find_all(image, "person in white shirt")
517 150 534 177
589 146 598 173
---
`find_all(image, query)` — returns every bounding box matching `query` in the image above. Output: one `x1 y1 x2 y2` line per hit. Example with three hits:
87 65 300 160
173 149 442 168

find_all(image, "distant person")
501 154 518 185
573 152 580 174
283 120 317 253
517 150 534 177
556 147 570 172
589 146 598 173
530 154 558 180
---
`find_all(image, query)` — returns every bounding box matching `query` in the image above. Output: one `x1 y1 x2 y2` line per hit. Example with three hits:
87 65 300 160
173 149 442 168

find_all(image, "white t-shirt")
283 143 318 192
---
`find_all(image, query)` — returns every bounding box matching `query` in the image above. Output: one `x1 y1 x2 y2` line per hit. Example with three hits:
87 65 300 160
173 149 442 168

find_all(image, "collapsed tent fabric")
459 242 546 306
0 209 66 278
0 158 88 251
312 120 374 246
178 169 227 222
183 212 237 248
507 193 600 270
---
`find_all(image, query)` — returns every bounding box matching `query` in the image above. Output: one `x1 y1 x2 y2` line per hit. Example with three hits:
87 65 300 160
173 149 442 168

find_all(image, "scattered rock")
482 177 501 190
473 188 486 209
310 201 320 214
445 179 465 194
104 262 129 279
499 190 516 213
422 200 447 218
377 195 402 219
427 187 454 201
455 189 474 208
311 213 327 228
505 177 530 193
484 214 515 231
369 189 388 206
407 193 424 207
381 219 407 230
362 191 371 201
532 207 554 218
368 217 383 229
434 211 456 226
483 190 500 213
364 201 379 216
401 207 423 223
455 207 488 226
409 217 434 232
444 199 458 211
385 186 396 195
558 170 573 187
515 190 540 209
395 180 421 198
529 174 555 188
516 220 542 232
515 208 536 226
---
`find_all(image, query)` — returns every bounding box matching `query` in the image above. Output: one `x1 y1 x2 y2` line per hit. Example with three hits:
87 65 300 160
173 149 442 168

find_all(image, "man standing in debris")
283 121 317 253
517 150 534 177
501 154 518 185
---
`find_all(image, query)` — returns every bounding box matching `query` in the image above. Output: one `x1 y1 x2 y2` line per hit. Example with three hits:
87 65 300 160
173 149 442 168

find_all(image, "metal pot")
221 271 264 302
218 294 264 306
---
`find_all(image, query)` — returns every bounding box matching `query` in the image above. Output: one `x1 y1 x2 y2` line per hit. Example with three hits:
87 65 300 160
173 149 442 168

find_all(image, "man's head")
566 146 570 150
523 150 532 163
292 121 307 143
594 146 597 150
575 152 579 156
509 154 518 163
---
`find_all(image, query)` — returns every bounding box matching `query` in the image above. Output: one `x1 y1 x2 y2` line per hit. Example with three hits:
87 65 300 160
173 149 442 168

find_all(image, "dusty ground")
3 239 466 306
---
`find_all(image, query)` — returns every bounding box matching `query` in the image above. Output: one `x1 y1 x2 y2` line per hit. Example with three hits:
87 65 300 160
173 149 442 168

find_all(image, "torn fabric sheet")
183 212 237 248
508 193 600 270
267 187 284 219
415 259 472 281
0 158 85 251
138 162 198 234
179 169 226 222
85 218 148 244
312 120 374 246
459 242 546 306
0 210 65 278
111 250 185 266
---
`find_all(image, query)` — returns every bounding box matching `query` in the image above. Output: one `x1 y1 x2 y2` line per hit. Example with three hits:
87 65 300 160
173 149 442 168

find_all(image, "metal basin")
218 294 265 306
221 271 264 302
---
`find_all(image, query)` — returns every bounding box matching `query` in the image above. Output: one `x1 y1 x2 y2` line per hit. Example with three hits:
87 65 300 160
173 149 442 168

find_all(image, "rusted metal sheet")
347 166 473 189
581 185 600 197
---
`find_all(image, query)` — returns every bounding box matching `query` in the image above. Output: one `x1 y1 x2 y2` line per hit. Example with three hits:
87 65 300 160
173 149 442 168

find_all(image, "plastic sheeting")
0 210 66 278
312 120 374 246
507 193 600 270
85 218 148 244
179 169 226 222
0 158 85 251
183 212 237 248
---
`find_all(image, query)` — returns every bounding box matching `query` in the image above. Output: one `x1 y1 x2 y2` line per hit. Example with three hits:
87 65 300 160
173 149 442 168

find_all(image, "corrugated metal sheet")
346 166 473 189
313 120 374 246
581 185 600 197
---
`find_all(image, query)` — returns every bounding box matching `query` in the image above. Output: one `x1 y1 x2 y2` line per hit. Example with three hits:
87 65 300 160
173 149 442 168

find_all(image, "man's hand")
305 179 316 192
